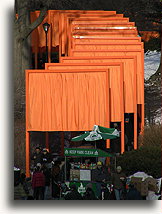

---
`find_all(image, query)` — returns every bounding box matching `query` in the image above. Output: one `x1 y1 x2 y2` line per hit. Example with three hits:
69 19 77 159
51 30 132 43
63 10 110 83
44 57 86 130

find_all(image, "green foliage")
117 125 161 178
117 147 161 178
139 125 161 148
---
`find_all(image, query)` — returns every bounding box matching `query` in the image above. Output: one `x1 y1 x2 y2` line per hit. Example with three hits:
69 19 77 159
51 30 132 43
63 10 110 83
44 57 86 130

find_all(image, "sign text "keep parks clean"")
64 148 113 157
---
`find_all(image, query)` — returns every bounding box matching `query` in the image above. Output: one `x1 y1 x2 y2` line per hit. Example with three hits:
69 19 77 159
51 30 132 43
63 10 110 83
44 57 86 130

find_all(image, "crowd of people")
14 146 161 200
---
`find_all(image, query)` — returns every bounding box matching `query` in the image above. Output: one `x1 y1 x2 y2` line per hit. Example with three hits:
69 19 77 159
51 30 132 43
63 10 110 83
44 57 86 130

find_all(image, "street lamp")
43 22 50 63
43 22 50 149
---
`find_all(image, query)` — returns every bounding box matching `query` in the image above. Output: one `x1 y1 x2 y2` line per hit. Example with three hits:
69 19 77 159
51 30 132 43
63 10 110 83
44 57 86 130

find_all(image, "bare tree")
14 0 50 118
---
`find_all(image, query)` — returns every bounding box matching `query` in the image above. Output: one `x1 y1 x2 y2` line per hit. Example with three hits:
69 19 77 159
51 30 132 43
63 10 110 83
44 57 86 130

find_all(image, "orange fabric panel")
71 50 141 57
60 11 118 53
69 50 143 106
71 37 141 49
30 11 135 54
73 43 143 51
109 66 123 121
60 10 114 13
68 17 130 43
73 37 141 43
72 34 137 38
30 11 133 53
49 11 60 47
59 13 65 55
62 11 117 14
59 57 136 113
45 63 123 121
73 30 137 35
27 70 109 131
30 12 39 52
68 32 140 56
61 53 143 106
31 11 60 49
72 22 135 28
69 16 129 39
73 28 137 33
65 12 118 17
30 12 49 50
62 14 129 55
136 51 144 104
108 51 144 105
70 18 129 23
65 15 130 55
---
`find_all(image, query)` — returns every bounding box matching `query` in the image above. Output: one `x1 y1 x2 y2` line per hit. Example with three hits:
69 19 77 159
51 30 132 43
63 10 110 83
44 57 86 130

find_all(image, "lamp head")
43 22 50 33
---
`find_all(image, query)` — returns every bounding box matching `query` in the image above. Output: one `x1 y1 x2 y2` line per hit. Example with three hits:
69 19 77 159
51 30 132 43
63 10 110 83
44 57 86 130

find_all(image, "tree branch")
21 6 48 40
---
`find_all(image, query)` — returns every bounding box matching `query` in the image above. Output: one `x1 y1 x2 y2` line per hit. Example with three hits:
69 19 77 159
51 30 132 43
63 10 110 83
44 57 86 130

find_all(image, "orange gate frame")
69 49 144 107
44 62 125 153
27 10 144 178
71 37 141 50
44 62 124 120
67 19 137 57
30 11 138 62
59 56 141 151
70 43 143 56
26 68 110 177
60 12 125 56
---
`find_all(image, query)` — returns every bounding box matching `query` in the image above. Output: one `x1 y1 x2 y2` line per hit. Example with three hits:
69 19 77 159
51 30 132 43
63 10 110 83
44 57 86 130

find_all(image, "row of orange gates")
25 10 144 177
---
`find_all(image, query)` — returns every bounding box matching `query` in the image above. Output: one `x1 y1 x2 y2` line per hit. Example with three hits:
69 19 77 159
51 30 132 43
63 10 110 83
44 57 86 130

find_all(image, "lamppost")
43 22 50 150
43 22 50 63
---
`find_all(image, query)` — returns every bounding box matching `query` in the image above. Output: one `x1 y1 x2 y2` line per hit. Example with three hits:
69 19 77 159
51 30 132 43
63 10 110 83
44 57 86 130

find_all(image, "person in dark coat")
42 165 51 199
31 147 43 167
92 161 109 198
83 184 97 200
112 166 126 200
14 173 29 200
99 183 111 200
51 161 61 198
126 183 142 200
32 166 45 200
42 148 52 168
83 187 97 200
64 184 82 200
92 162 110 182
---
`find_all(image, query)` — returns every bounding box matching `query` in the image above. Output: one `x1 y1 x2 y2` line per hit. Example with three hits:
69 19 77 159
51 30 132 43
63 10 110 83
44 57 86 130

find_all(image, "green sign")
66 181 96 196
64 148 113 157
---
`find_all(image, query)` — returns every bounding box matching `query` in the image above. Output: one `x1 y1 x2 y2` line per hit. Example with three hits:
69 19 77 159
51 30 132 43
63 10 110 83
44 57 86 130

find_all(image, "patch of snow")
144 51 162 124
144 51 161 80
154 108 161 124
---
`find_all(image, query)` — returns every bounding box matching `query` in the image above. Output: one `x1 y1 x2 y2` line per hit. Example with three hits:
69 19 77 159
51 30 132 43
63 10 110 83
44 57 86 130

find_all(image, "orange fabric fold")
46 63 123 121
27 71 108 131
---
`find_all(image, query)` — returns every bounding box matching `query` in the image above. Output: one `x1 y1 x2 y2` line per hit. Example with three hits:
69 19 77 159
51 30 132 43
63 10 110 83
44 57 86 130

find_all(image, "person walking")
112 166 126 200
42 165 51 200
42 148 52 169
14 173 29 200
31 147 43 167
99 183 111 200
32 165 45 200
92 161 109 198
51 161 61 198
